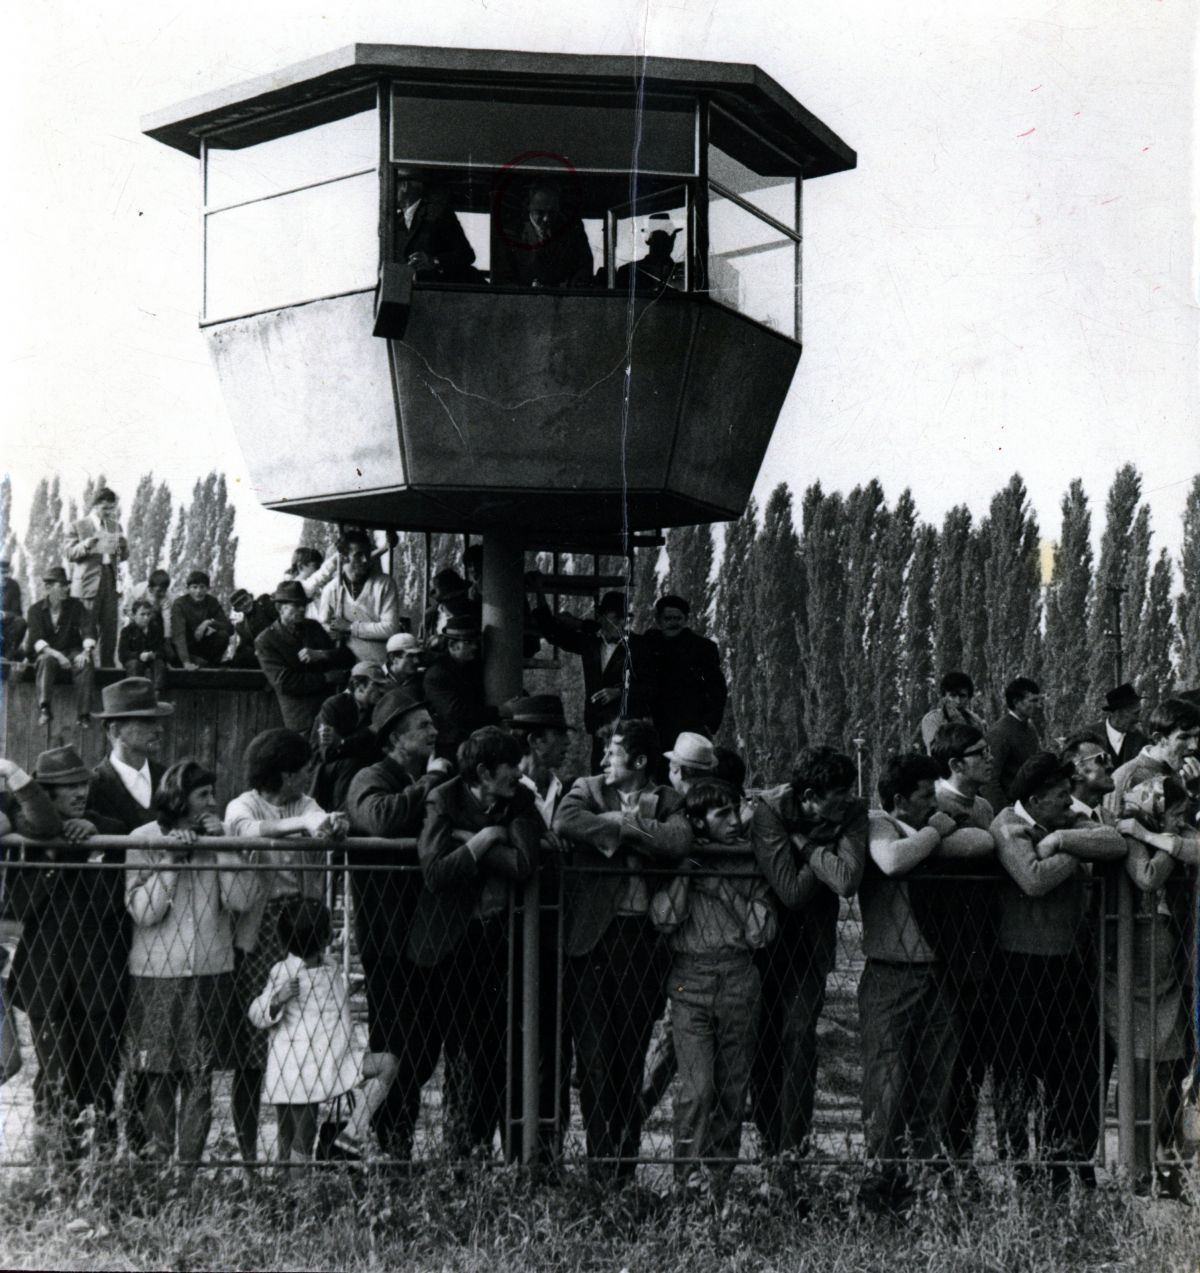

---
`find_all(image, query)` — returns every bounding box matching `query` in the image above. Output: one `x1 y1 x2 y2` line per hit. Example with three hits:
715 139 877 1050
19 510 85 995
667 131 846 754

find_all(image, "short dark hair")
791 746 856 799
1148 697 1200 738
277 896 331 961
337 529 372 556
131 598 154 616
610 717 660 769
186 570 210 588
939 671 974 697
655 594 690 617
245 728 311 793
458 726 522 780
1010 752 1073 805
155 759 217 830
92 487 118 506
878 753 941 812
929 723 985 776
684 778 740 827
1004 677 1040 709
713 746 747 793
290 547 323 573
148 569 170 588
1061 732 1107 763
462 545 483 571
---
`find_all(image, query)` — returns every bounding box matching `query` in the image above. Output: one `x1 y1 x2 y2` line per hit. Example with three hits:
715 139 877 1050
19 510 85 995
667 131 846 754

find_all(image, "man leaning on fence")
553 717 692 1181
990 751 1126 1188
750 745 867 1199
859 752 994 1213
344 687 454 1158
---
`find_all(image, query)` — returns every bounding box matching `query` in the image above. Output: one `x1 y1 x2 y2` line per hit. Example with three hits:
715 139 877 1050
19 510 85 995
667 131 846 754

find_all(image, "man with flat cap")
255 579 356 734
1087 683 1149 770
25 565 97 727
345 686 454 1157
310 661 389 811
385 631 426 697
531 576 653 771
423 614 499 761
8 746 129 1153
66 486 127 666
643 594 727 752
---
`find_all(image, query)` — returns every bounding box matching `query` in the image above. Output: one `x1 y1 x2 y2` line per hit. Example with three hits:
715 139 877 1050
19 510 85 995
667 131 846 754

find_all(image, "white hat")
386 632 419 655
664 732 717 770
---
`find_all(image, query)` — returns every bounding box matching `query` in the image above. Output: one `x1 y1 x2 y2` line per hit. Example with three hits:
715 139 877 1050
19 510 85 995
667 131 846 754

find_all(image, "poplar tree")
933 505 972 679
749 485 804 779
127 474 176 584
799 483 847 748
713 501 758 756
23 476 65 597
868 491 916 783
900 522 938 743
628 542 660 633
980 474 1041 716
840 481 886 750
1176 477 1200 686
1042 479 1093 736
960 524 990 709
0 477 21 588
299 518 338 556
1134 550 1175 706
1088 465 1146 699
663 524 715 635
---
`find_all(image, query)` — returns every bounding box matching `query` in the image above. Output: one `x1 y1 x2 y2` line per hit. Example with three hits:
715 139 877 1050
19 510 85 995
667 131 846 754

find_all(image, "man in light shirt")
317 529 402 666
1086 683 1148 770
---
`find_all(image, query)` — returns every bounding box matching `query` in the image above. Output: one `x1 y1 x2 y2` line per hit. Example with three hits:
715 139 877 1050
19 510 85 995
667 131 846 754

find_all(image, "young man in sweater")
990 752 1126 1187
860 752 994 1210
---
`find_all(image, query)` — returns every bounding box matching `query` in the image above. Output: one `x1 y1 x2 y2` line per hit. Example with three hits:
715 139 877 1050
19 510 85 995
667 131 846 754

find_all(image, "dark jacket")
2 577 22 618
396 197 476 282
751 784 867 968
8 807 128 1018
170 593 232 665
117 620 168 668
345 755 454 961
492 217 594 288
553 775 692 957
0 778 61 919
88 756 166 834
1085 719 1150 770
423 653 499 760
983 713 1041 809
407 776 539 967
255 618 355 734
534 604 654 735
25 597 96 657
228 596 277 668
309 690 383 811
642 627 728 743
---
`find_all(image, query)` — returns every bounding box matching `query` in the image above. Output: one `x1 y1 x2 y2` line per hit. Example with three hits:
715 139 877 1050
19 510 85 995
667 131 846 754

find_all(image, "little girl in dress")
248 896 397 1175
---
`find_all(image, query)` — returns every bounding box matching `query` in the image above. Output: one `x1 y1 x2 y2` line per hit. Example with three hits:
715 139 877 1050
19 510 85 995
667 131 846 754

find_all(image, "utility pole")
1106 583 1126 686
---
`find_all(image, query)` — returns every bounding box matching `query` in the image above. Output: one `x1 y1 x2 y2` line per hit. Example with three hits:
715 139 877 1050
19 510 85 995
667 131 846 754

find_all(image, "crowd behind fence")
0 840 1194 1201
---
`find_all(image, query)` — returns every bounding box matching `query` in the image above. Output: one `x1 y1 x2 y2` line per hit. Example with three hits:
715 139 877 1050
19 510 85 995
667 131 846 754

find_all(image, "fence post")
1115 869 1136 1178
521 871 541 1167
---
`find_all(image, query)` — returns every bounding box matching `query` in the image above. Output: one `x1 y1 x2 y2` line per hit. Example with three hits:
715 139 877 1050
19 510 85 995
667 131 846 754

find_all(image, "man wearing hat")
8 746 129 1152
226 587 277 668
423 615 499 760
665 731 718 797
255 580 356 733
66 486 127 666
385 631 425 696
345 687 454 1156
310 661 390 810
990 752 1126 1184
643 594 727 754
25 565 97 727
532 575 654 771
1087 683 1149 770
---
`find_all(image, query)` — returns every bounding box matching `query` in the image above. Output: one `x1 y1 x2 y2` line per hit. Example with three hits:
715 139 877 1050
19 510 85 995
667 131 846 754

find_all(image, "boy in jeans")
653 778 774 1200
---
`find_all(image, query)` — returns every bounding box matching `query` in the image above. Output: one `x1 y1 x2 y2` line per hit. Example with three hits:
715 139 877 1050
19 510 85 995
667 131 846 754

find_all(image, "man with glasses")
1063 734 1117 821
918 672 987 754
928 723 1001 1166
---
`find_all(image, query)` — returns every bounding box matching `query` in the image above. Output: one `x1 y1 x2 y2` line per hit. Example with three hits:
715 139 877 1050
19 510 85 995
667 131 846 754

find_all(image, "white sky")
3 0 1197 594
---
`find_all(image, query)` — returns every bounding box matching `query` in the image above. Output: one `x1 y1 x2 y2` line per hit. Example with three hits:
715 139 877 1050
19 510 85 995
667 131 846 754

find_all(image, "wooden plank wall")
0 665 284 811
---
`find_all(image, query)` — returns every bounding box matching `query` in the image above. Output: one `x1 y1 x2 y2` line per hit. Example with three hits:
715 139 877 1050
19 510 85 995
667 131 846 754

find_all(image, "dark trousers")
360 945 443 1159
751 921 835 1160
185 632 229 667
436 917 509 1158
123 656 167 693
34 649 95 719
2 614 26 661
567 916 671 1180
858 961 958 1175
670 954 760 1189
992 950 1099 1164
83 568 119 666
945 970 994 1159
29 1009 122 1151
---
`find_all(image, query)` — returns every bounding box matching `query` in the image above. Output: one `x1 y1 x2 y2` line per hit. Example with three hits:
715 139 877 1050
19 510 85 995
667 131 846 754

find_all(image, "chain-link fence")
0 837 1194 1192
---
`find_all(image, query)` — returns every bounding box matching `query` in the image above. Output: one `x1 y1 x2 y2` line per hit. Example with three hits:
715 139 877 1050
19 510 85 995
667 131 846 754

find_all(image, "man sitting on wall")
26 565 97 727
170 571 233 670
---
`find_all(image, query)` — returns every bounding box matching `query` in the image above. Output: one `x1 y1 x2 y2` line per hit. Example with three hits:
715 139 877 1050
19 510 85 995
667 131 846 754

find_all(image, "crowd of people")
0 524 1197 1209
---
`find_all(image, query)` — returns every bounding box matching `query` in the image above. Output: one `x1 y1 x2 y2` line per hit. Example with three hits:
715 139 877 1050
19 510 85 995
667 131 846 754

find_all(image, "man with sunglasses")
1063 734 1118 821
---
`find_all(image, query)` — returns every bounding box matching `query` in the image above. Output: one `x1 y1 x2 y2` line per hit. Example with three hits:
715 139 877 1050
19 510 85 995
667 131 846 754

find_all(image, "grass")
0 1157 1195 1273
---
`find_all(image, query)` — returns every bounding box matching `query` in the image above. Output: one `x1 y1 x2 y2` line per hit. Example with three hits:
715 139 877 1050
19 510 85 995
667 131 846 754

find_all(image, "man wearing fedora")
255 580 356 734
88 678 174 834
1088 683 1149 770
310 661 390 811
25 565 97 727
665 732 719 797
66 486 127 667
345 687 454 1157
8 746 129 1154
424 615 499 761
531 577 654 771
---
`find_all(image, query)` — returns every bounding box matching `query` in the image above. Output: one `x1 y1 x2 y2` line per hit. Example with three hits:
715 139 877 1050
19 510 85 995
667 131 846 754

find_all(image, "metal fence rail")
0 835 1194 1190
